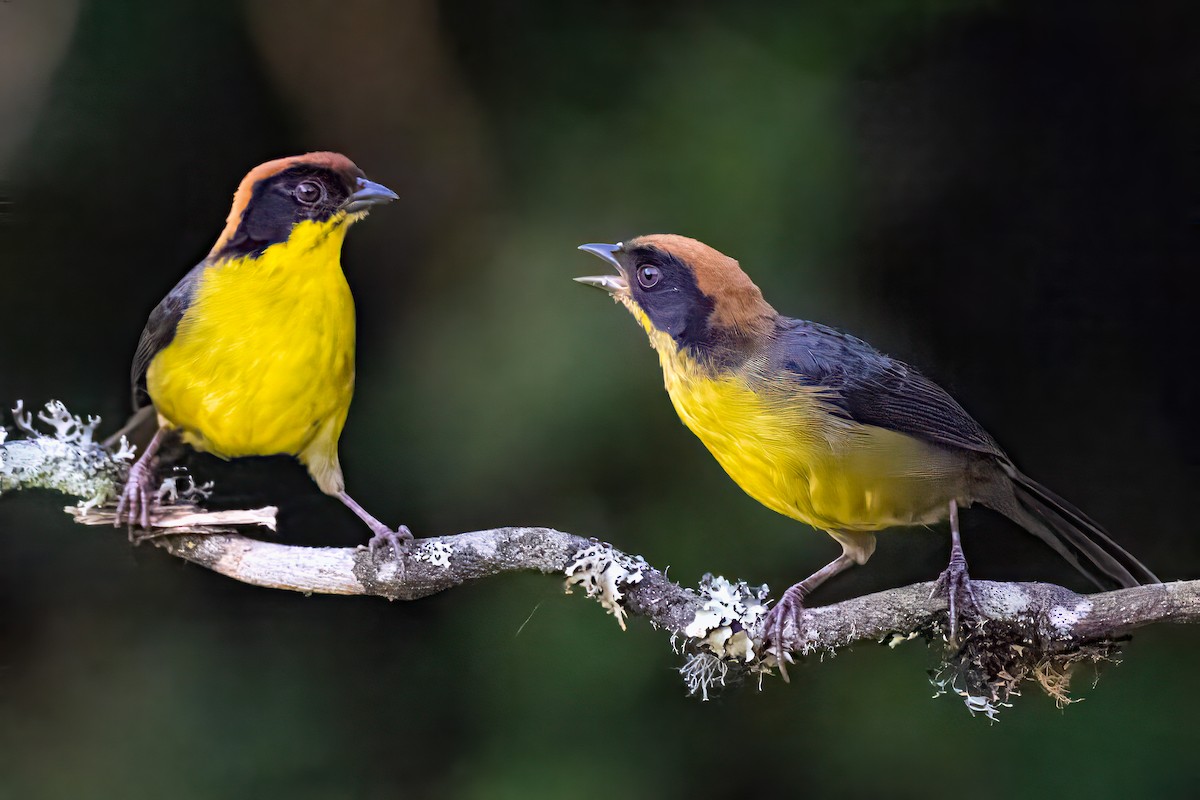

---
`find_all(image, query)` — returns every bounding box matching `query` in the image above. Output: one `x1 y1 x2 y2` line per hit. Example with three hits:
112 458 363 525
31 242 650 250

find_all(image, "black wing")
130 262 204 409
766 317 1006 459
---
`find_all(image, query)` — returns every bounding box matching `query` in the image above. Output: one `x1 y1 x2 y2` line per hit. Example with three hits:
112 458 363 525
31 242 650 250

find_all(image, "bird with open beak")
577 234 1157 670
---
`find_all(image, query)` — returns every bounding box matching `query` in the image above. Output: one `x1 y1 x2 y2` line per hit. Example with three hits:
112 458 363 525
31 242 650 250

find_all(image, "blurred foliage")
1 1 1197 798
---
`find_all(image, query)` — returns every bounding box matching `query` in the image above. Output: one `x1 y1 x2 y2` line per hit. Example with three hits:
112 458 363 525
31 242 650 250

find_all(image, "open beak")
342 178 399 213
575 243 629 294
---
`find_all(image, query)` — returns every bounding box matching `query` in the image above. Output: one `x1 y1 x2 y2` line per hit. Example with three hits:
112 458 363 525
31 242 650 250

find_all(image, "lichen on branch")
0 400 134 511
4 401 1198 717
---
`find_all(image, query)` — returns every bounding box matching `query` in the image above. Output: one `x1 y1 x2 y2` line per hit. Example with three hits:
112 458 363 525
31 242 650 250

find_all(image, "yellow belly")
146 219 355 491
659 350 967 533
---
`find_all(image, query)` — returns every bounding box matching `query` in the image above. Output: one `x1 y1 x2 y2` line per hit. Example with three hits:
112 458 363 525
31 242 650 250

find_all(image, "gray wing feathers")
766 318 1157 587
130 263 204 409
768 318 1005 458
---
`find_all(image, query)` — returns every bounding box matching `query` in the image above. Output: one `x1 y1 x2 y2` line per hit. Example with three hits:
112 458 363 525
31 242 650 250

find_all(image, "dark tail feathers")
994 462 1159 589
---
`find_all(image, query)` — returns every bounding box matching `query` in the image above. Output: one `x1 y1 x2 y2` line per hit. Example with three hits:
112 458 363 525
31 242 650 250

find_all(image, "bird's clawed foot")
114 454 159 537
366 523 414 562
761 583 808 682
931 498 981 647
930 544 980 647
337 491 414 564
114 427 168 539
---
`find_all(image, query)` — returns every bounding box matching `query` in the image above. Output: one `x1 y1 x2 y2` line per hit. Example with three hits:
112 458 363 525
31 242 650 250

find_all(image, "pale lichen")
984 584 1033 618
679 651 730 701
1 400 135 512
929 662 1015 723
156 475 214 506
563 542 647 630
413 540 453 568
886 631 921 649
672 574 771 699
1047 600 1093 639
682 574 768 662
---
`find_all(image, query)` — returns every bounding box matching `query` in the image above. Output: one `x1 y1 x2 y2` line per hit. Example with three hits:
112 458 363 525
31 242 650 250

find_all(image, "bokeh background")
2 1 1197 798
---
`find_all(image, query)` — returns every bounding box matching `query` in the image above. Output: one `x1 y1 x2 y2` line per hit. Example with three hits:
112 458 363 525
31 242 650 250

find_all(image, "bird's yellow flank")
621 289 963 534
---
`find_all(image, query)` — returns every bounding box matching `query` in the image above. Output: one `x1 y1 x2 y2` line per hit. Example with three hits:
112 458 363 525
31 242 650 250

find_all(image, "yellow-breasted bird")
116 152 411 556
577 234 1158 657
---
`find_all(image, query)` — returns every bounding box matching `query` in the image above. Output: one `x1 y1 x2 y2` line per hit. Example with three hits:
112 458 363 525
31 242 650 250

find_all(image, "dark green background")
2 2 1196 798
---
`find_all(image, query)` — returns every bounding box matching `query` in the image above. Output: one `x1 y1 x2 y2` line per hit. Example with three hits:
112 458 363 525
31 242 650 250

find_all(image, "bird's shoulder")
760 316 1006 458
764 317 889 382
130 260 207 408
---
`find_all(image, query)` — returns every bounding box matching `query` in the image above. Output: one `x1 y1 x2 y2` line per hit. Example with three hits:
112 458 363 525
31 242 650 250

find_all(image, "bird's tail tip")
997 463 1159 589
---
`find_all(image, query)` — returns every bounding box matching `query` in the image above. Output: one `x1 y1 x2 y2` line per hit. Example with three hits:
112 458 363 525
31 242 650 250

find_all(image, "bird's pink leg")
114 426 167 534
761 553 857 681
930 499 981 646
337 491 414 561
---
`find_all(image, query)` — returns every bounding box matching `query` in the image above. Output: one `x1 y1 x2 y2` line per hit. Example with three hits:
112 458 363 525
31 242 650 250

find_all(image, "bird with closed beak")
116 152 411 557
577 234 1157 665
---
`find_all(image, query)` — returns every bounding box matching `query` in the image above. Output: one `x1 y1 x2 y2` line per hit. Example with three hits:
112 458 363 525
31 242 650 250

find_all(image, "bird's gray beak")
575 243 629 294
342 178 399 213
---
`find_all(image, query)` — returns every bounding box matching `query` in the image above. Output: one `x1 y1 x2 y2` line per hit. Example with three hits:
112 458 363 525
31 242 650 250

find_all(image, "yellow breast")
146 218 356 475
633 306 967 533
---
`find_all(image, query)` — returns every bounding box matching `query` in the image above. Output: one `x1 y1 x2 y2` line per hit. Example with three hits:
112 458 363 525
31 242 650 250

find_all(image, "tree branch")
52 511 1200 713
90 523 1200 641
4 400 1195 715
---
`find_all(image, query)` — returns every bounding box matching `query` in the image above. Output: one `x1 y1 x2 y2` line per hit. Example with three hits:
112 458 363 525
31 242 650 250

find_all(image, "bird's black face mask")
216 166 359 259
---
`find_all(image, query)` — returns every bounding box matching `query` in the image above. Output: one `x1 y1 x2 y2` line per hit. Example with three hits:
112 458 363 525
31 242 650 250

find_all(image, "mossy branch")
4 401 1196 717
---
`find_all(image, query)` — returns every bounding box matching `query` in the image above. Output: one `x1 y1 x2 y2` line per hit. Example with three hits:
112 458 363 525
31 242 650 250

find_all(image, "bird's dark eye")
637 264 662 289
294 180 325 205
